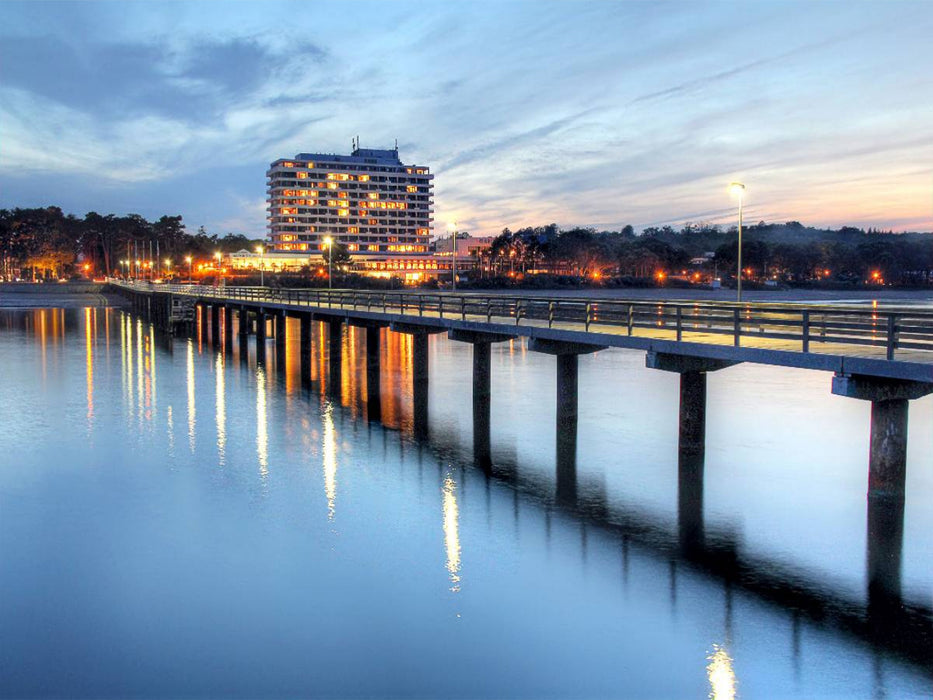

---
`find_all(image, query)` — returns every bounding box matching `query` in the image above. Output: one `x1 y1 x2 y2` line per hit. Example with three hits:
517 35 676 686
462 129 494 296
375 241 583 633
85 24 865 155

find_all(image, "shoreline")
0 292 126 309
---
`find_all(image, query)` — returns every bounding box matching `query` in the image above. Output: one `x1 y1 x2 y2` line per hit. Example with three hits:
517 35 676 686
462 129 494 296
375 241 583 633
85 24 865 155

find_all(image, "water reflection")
85 308 94 431
2 306 931 697
706 645 737 700
442 472 462 592
322 399 337 521
256 366 268 478
215 353 226 466
186 339 196 453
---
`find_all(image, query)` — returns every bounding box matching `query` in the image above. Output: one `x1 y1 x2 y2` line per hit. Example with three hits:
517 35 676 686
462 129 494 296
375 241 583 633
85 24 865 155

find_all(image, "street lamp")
729 182 746 302
185 255 193 284
255 245 265 287
447 221 458 290
164 259 171 281
323 236 333 289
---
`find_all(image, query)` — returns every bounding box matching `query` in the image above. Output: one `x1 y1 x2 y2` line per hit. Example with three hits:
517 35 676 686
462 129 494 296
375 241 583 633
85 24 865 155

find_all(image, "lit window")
406 186 417 193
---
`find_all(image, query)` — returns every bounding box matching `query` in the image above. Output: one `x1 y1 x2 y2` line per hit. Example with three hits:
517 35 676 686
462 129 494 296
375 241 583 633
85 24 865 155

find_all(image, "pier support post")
528 338 606 504
831 373 933 500
473 341 492 468
449 329 517 470
327 319 342 396
274 311 287 371
300 313 313 387
210 304 220 348
831 373 933 613
412 333 429 440
238 306 249 337
255 310 267 364
646 352 737 552
223 305 233 351
390 322 447 440
366 326 382 422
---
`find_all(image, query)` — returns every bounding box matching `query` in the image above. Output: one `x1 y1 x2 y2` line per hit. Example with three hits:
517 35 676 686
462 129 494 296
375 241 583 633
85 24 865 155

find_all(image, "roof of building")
292 147 405 166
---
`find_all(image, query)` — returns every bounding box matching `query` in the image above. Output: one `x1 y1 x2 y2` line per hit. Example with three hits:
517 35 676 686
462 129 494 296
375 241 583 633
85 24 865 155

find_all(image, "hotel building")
267 146 434 256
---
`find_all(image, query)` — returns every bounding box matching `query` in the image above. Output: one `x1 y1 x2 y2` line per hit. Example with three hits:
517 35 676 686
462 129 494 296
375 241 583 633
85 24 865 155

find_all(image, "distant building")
266 146 434 256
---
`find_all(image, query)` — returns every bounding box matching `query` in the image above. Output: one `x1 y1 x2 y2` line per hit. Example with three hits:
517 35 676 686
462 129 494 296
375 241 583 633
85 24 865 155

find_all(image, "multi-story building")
266 146 434 256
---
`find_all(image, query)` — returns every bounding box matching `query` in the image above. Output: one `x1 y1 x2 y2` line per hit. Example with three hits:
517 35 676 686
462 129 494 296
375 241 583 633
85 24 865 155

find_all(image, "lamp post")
323 236 333 289
214 252 223 287
185 256 193 284
729 182 746 302
447 221 458 290
164 259 171 281
255 245 265 286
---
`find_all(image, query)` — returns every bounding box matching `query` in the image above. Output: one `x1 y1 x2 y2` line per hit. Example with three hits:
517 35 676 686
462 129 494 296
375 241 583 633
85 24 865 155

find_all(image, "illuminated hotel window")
338 209 349 216
406 186 417 193
297 172 308 179
368 192 380 200
306 162 314 168
283 162 294 168
358 175 370 182
327 183 338 190
347 227 359 234
369 218 378 225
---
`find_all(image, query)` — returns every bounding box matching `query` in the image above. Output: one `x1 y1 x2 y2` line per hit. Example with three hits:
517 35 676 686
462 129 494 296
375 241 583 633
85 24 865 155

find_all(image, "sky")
1 0 932 237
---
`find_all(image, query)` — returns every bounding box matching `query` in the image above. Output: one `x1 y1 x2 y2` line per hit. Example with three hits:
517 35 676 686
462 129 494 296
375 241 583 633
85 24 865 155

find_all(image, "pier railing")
112 281 933 361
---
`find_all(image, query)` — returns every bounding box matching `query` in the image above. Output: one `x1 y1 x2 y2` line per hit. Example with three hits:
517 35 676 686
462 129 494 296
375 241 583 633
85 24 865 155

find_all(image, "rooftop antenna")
395 138 398 151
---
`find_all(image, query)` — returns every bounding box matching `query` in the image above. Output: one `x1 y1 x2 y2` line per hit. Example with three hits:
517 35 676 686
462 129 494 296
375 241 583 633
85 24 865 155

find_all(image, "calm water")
0 307 930 698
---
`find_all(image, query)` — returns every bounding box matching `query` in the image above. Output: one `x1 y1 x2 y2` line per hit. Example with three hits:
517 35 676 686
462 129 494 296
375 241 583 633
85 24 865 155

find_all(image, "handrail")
108 280 933 362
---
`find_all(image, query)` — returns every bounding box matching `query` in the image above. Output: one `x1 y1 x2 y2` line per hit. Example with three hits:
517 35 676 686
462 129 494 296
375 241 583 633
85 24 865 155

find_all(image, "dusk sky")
1 1 931 237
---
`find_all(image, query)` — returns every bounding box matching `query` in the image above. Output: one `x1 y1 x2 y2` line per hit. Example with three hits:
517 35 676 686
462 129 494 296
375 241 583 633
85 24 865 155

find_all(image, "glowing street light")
185 255 193 283
447 221 458 290
255 245 265 287
729 182 746 302
323 237 334 289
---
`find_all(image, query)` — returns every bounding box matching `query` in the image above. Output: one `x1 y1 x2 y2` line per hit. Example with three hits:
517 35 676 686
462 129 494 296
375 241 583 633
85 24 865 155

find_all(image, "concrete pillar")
678 451 705 557
255 311 267 364
210 304 220 347
238 306 249 336
327 319 342 396
679 371 707 456
274 312 287 370
869 399 909 499
555 353 578 504
222 305 233 351
473 341 492 470
366 326 382 422
866 495 905 614
831 373 932 501
300 314 313 386
412 333 429 440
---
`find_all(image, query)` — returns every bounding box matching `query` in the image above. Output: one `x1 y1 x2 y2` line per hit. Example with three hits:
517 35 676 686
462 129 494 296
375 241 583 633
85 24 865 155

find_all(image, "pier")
110 282 933 645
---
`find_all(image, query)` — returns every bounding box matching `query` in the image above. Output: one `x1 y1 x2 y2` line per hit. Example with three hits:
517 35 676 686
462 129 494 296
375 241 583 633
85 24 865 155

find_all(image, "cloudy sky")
1 1 931 236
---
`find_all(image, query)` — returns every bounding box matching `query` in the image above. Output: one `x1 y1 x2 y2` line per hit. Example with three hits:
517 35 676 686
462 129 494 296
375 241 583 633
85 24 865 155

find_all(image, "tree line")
0 207 261 280
2 205 932 286
476 221 933 285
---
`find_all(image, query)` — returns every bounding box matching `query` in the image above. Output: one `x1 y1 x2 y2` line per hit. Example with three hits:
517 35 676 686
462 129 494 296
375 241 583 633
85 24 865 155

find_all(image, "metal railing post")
802 311 810 352
676 306 682 342
733 308 741 347
886 314 897 360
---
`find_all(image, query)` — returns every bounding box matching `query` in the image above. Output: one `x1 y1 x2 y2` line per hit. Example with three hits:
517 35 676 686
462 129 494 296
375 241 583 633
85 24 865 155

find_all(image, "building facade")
267 147 434 255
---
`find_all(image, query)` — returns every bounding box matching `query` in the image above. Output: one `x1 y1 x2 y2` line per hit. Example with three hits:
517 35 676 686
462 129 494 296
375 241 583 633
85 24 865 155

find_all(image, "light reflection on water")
0 306 930 699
